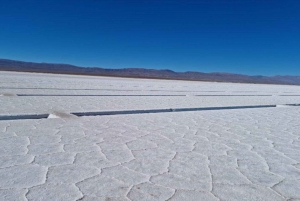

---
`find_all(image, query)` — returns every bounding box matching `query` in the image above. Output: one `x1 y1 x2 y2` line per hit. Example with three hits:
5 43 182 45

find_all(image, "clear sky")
1 0 299 76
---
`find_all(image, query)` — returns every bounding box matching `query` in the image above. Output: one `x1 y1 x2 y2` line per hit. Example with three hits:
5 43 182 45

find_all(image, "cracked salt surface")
1 71 300 200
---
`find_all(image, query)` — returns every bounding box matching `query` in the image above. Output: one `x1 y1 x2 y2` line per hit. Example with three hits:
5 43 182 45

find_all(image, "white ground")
1 71 300 201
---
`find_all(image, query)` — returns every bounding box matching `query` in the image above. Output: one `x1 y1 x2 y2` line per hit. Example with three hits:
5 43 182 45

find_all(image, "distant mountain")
1 58 300 85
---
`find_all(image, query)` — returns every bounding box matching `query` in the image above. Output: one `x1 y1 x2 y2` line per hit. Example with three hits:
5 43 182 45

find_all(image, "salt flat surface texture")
1 71 300 201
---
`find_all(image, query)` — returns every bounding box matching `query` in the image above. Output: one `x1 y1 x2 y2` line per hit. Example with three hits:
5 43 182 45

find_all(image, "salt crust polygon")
1 72 300 200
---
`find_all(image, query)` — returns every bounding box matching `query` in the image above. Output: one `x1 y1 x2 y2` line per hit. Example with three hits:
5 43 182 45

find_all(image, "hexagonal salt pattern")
0 107 299 200
1 71 300 200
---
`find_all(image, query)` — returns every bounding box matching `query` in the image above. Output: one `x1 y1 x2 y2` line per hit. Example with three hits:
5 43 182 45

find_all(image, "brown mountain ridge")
1 59 300 85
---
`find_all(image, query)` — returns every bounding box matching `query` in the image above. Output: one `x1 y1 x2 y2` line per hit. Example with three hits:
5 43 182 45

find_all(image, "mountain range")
1 59 300 85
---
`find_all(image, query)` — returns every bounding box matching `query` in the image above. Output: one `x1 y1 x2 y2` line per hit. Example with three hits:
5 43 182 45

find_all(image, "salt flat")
1 71 300 201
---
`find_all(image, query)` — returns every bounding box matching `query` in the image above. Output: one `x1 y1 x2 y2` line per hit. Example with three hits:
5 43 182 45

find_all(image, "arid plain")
1 71 300 201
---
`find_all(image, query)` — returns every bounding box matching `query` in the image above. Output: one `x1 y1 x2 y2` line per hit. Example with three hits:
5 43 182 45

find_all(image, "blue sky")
0 0 300 76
